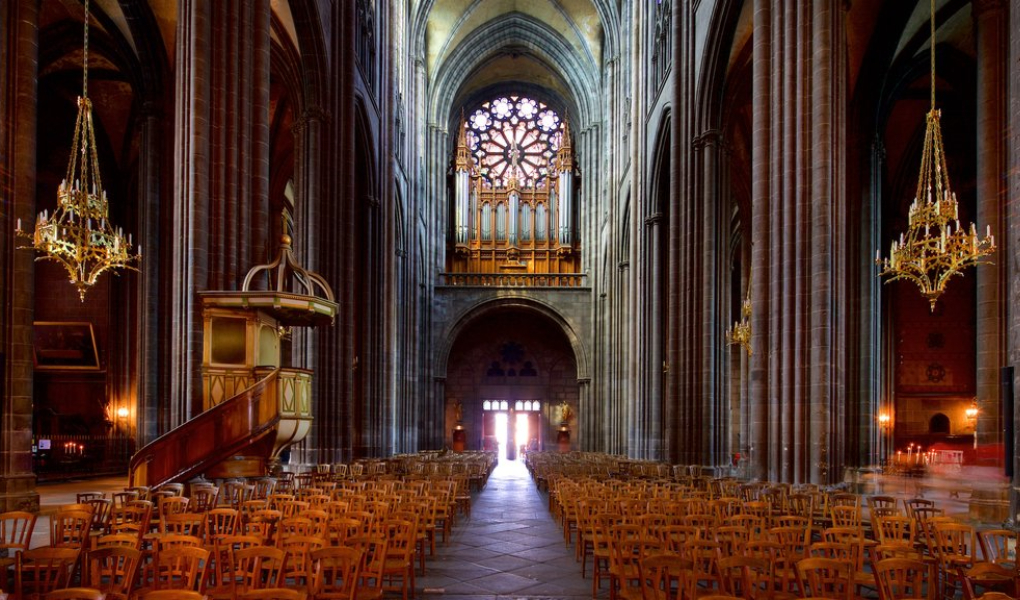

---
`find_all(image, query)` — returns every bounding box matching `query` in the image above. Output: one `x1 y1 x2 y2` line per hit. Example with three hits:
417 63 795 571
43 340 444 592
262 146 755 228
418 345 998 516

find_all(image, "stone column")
694 130 730 468
749 0 772 482
644 211 665 460
171 0 272 424
751 0 847 484
1006 0 1020 522
868 136 887 467
0 0 40 512
134 100 165 446
973 0 1006 450
290 106 328 466
577 377 591 450
431 378 446 451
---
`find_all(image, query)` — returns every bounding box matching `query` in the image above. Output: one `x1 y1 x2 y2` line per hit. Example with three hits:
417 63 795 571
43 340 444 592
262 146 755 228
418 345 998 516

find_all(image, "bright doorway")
483 400 542 461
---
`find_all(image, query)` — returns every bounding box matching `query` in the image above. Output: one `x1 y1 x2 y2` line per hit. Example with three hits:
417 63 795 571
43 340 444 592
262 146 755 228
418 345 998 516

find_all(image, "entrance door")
481 399 542 460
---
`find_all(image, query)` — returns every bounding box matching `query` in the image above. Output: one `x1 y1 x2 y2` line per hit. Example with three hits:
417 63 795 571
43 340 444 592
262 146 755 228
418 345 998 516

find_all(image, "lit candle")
17 218 21 231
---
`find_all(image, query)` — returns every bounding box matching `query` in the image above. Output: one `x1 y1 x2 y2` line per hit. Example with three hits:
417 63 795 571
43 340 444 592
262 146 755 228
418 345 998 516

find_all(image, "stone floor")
416 458 592 599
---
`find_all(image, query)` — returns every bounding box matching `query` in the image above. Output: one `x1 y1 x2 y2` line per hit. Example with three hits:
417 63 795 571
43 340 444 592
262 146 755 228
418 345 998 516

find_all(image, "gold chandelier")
726 279 752 356
16 0 140 301
876 0 994 311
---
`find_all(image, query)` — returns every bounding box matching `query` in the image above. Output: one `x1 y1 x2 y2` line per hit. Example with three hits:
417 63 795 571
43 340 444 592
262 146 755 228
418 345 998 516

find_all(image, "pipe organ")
450 96 579 276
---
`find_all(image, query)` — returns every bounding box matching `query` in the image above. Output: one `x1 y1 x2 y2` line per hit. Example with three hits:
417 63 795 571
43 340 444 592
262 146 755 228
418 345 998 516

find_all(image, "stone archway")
441 303 580 455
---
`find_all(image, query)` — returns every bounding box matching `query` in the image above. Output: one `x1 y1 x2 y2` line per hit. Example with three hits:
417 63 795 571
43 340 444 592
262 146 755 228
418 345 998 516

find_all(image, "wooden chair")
743 539 795 600
161 511 206 538
281 501 311 521
157 483 185 497
725 514 765 540
809 541 858 563
904 497 935 519
713 524 750 557
109 501 152 544
136 591 207 600
93 533 142 550
41 588 106 600
296 509 329 540
125 486 151 502
82 545 142 600
50 509 93 549
771 526 811 593
977 529 1016 566
958 562 1019 600
279 535 326 593
875 515 916 547
15 547 81 600
796 557 854 600
681 538 723 599
717 555 771 600
236 589 306 600
134 545 209 595
203 508 239 545
83 499 112 536
76 492 106 503
829 504 863 531
109 492 138 513
933 521 979 599
742 501 773 530
158 496 191 520
0 510 37 589
232 545 286 596
204 535 264 600
311 546 362 600
347 534 387 600
242 509 281 545
867 495 900 514
218 481 248 509
872 542 926 562
189 485 220 513
873 557 934 600
380 519 417 600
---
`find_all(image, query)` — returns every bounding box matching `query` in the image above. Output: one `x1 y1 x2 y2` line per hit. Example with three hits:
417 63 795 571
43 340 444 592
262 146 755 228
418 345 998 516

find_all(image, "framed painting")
33 321 100 370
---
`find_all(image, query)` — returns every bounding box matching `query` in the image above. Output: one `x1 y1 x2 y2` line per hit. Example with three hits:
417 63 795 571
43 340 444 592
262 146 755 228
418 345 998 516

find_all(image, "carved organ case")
449 96 580 275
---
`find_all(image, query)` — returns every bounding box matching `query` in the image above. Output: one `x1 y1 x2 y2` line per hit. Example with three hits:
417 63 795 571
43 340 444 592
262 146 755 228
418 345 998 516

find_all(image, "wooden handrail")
128 369 281 488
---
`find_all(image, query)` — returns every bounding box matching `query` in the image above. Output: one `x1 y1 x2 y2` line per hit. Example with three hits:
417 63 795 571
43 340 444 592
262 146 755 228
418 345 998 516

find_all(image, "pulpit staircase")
128 222 336 488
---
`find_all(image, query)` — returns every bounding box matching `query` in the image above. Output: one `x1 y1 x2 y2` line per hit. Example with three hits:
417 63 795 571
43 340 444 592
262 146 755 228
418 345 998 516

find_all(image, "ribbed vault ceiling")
425 0 603 77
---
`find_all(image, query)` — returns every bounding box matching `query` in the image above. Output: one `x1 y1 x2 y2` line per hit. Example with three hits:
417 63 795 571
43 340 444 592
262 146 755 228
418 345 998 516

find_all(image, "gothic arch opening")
443 305 579 457
929 413 950 435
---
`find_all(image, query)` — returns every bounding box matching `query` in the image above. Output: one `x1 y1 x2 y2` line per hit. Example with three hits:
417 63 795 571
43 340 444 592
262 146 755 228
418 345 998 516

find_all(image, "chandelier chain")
930 0 935 110
83 0 89 99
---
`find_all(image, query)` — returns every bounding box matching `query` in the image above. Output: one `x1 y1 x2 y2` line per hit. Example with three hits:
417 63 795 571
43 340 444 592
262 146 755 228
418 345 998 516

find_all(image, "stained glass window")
466 96 562 188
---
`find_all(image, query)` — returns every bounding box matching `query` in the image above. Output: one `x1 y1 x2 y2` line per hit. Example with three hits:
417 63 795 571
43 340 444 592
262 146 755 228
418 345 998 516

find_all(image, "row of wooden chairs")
3 506 422 599
540 462 1018 600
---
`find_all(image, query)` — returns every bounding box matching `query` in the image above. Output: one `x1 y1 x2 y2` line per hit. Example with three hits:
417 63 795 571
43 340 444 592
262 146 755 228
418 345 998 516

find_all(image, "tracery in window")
466 96 561 189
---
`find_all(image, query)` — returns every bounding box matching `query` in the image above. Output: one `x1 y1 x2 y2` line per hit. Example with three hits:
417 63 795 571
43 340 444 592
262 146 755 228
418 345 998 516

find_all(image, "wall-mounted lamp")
878 412 891 429
965 400 978 449
116 407 129 419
